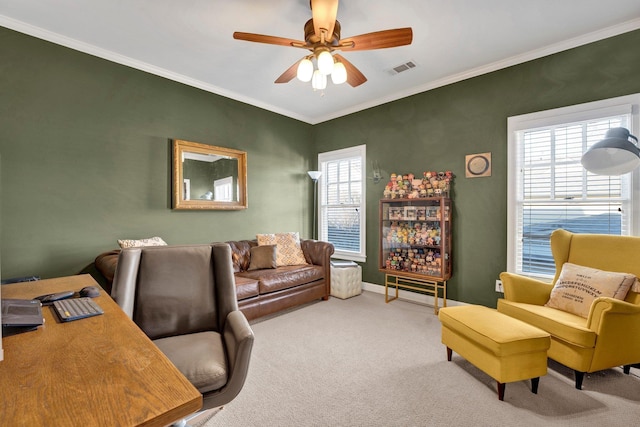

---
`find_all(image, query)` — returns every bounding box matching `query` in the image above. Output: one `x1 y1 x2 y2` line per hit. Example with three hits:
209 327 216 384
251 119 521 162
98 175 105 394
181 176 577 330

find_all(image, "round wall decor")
465 152 492 178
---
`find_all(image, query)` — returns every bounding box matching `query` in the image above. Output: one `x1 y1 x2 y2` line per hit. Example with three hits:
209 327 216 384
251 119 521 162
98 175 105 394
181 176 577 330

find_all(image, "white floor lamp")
308 171 322 240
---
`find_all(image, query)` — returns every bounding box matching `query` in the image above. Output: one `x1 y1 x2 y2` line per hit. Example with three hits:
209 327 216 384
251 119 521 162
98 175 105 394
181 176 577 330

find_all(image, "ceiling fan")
232 0 413 89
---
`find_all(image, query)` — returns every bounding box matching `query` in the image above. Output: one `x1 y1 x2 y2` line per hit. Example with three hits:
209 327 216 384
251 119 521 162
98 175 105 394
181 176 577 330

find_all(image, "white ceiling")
2 0 640 124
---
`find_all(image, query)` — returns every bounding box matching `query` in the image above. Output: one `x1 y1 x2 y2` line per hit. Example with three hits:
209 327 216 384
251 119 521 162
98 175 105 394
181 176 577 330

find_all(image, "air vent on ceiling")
387 60 418 76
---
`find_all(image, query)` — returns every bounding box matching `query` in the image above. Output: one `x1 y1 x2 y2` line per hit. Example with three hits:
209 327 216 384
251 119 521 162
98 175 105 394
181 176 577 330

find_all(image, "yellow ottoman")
438 305 550 401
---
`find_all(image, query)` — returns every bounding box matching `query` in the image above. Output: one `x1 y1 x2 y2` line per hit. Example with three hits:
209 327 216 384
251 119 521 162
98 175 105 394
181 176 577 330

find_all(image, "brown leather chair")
111 243 254 411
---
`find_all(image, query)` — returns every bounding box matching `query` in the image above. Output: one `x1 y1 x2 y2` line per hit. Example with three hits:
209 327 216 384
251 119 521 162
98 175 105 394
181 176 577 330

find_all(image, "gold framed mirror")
172 139 248 210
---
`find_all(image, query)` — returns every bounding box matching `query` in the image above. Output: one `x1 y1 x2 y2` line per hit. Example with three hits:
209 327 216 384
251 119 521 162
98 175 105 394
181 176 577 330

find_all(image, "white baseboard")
362 281 466 308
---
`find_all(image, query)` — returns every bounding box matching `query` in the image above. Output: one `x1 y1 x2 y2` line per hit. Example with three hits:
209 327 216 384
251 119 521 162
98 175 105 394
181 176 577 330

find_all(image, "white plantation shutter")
508 95 639 278
318 145 366 262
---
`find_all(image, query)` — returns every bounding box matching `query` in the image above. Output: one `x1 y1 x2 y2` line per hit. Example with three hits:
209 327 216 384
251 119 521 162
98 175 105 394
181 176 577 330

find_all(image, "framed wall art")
465 152 492 178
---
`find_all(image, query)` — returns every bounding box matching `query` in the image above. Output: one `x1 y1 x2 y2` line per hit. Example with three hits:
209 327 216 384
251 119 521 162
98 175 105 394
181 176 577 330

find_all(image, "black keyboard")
53 297 104 322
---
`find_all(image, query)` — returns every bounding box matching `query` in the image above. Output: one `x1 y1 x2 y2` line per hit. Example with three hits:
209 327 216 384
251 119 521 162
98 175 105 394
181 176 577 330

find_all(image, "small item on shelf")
383 246 443 276
382 170 454 199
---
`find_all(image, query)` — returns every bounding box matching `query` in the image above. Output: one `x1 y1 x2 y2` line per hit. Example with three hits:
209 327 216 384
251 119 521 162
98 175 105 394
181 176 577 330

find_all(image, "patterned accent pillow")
117 236 168 249
545 262 636 318
256 232 308 267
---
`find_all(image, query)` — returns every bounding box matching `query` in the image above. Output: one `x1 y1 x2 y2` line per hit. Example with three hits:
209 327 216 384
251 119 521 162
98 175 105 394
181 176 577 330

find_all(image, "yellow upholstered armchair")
498 229 640 389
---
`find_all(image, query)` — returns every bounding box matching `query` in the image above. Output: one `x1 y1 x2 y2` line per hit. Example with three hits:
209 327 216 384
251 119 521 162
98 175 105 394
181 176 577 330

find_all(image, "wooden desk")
0 275 202 426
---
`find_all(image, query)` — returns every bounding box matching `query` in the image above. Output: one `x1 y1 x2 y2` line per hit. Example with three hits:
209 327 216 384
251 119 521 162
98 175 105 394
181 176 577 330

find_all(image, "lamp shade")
307 170 322 181
581 127 640 175
311 70 327 90
296 58 313 82
331 61 347 85
317 50 334 75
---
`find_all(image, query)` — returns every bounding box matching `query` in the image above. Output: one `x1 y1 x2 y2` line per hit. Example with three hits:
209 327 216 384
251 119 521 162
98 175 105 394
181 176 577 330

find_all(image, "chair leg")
531 377 540 394
574 371 584 390
497 382 505 401
446 347 452 361
172 407 222 427
623 365 631 374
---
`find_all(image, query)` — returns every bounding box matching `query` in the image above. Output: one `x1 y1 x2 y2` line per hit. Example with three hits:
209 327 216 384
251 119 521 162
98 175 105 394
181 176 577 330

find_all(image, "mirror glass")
172 139 247 210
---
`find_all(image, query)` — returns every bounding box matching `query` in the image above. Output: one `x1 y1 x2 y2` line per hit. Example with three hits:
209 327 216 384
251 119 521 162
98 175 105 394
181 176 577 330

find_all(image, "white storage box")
330 262 362 299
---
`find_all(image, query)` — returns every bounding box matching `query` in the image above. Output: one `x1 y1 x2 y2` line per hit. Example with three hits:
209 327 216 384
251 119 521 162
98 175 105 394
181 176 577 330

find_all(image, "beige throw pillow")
248 245 277 271
545 262 636 318
117 236 167 249
256 232 308 267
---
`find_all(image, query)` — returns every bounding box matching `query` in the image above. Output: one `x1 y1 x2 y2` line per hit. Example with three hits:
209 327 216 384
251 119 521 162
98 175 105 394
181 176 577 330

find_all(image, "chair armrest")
110 248 142 318
587 297 640 368
588 297 640 332
222 310 255 395
499 272 553 305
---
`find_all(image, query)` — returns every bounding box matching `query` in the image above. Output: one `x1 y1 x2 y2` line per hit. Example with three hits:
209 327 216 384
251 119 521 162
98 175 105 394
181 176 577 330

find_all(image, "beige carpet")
199 291 640 427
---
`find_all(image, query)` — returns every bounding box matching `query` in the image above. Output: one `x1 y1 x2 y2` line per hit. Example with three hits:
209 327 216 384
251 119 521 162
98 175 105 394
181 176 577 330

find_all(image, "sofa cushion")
154 331 227 393
497 299 596 348
257 232 307 267
237 264 323 294
234 275 259 301
117 236 167 249
248 245 277 270
545 262 635 318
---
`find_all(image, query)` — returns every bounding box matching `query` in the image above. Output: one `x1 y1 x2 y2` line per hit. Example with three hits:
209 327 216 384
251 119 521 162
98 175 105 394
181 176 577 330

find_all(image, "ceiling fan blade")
275 59 303 84
311 0 339 41
339 27 413 51
334 54 367 87
233 32 305 48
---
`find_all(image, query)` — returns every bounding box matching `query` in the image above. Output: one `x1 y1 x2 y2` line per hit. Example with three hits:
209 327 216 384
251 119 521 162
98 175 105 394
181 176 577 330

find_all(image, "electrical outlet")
495 279 504 293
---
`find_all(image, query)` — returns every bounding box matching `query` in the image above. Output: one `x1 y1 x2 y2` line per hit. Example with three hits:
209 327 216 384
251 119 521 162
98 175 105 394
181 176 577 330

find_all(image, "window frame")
317 144 367 262
507 94 640 277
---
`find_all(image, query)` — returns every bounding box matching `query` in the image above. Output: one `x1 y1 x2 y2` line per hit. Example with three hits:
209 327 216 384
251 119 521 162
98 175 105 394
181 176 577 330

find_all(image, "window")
214 176 233 201
318 145 366 262
507 94 640 278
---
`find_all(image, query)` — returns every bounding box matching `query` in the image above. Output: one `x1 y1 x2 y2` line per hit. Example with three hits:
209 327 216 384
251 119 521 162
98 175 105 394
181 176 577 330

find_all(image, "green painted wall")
2 25 640 308
0 27 314 280
313 29 640 307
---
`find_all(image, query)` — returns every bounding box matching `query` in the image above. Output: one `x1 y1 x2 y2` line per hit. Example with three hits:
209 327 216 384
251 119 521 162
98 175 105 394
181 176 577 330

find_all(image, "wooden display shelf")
380 197 452 283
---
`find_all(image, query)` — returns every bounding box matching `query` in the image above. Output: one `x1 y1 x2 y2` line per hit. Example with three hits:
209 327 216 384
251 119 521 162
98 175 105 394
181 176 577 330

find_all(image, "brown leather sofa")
226 239 334 320
94 238 334 321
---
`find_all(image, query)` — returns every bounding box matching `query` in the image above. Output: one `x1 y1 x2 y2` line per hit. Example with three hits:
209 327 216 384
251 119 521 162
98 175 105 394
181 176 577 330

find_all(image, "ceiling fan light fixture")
331 61 347 84
297 58 314 82
312 69 327 90
317 50 334 75
234 0 413 90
